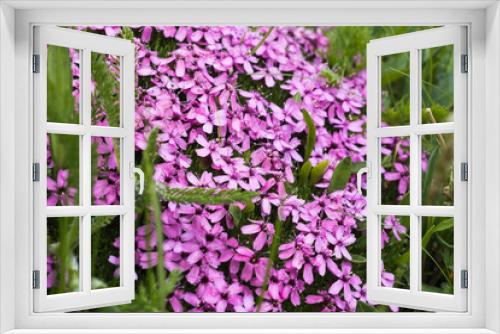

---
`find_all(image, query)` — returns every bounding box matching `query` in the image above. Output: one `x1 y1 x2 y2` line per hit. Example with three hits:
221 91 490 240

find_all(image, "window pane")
91 136 121 205
91 52 121 127
380 136 410 205
421 216 454 294
47 217 80 295
421 45 454 124
380 215 410 289
47 45 80 124
380 52 410 127
47 134 80 206
91 216 120 290
421 134 454 206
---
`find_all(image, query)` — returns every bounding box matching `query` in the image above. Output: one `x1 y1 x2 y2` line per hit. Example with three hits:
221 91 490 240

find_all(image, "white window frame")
32 26 136 312
0 1 499 333
366 26 468 312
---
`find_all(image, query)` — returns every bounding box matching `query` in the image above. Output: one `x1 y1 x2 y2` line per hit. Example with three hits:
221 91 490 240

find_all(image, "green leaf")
121 26 135 41
293 93 302 103
433 218 454 233
302 110 316 162
229 205 244 227
328 157 352 193
351 161 366 174
157 186 258 206
242 200 255 214
356 301 376 312
298 160 312 187
309 160 329 186
421 225 436 249
351 254 367 263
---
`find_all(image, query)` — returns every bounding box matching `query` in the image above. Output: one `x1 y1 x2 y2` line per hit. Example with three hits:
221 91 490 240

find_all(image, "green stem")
256 217 282 312
249 27 275 56
57 219 69 293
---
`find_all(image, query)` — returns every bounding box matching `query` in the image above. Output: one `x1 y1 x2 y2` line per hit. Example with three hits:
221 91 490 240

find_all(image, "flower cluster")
47 25 414 312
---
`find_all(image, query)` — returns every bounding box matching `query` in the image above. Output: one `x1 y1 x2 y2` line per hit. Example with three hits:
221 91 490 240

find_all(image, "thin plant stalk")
142 128 168 311
256 217 282 312
249 27 275 56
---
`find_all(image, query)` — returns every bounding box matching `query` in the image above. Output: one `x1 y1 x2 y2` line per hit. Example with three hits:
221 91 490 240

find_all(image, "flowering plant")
45 26 455 312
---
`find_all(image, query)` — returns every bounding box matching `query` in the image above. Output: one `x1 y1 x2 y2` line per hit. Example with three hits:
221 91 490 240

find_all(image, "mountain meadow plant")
45 26 454 312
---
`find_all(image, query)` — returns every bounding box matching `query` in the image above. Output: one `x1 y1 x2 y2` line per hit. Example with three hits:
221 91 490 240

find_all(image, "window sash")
366 26 468 312
32 26 136 313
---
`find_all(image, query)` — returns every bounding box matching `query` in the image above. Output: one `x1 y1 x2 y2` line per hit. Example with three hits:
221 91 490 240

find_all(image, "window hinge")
32 54 40 73
460 162 468 182
32 163 40 182
461 54 468 73
33 270 40 289
461 269 468 289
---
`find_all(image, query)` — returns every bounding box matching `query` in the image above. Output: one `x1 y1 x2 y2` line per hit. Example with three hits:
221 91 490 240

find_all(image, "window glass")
47 217 80 295
421 134 454 206
380 52 410 126
381 136 410 205
380 215 410 290
47 134 80 206
47 45 80 124
91 137 121 205
421 216 454 294
91 216 121 289
421 45 454 124
91 52 121 127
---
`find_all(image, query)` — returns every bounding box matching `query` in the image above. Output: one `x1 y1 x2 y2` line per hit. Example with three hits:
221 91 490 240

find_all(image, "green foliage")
328 157 353 193
298 160 312 187
121 26 135 42
422 104 451 124
324 26 430 79
157 186 258 206
421 44 454 115
301 109 316 162
324 26 372 76
422 218 453 249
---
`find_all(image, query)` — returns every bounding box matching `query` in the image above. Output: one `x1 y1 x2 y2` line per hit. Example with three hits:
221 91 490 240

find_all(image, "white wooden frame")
366 26 468 312
0 1 499 333
32 26 135 312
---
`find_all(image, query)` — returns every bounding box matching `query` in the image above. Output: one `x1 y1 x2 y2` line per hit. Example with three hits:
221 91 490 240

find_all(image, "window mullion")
81 49 92 294
409 48 421 293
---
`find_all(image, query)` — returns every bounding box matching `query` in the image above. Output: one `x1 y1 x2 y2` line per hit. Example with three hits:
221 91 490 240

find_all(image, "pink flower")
47 169 77 206
241 219 275 251
328 261 362 308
